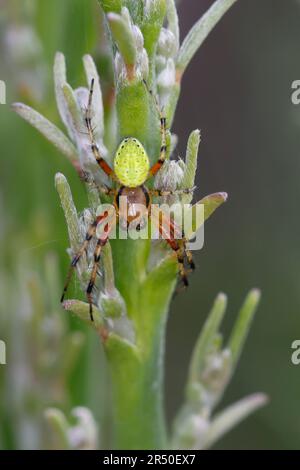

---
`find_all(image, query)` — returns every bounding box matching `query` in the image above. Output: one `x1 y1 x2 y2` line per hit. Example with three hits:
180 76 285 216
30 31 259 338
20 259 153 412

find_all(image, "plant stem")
104 241 177 449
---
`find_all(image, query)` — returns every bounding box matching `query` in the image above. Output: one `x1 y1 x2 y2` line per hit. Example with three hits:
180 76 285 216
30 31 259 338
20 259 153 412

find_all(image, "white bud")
133 25 144 52
114 52 125 79
154 160 184 192
121 6 132 27
156 55 167 73
138 48 149 79
157 58 175 91
175 414 209 451
157 28 177 58
69 407 98 450
74 86 89 109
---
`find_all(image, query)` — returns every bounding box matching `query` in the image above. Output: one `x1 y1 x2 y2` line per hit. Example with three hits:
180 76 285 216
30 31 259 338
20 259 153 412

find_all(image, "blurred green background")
0 0 299 449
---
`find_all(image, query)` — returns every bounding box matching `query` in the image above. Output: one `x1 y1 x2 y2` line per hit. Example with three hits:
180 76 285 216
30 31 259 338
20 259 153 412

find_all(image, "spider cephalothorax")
61 79 195 320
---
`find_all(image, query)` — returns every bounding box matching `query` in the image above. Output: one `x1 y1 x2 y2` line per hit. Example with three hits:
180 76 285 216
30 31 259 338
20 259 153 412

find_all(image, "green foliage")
176 0 239 74
172 291 267 450
11 0 266 451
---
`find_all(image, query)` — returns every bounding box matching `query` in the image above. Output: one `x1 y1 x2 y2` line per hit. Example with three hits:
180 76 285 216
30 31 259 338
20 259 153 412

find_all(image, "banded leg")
86 224 111 320
85 79 115 179
80 171 116 197
60 212 108 306
165 228 196 286
143 80 168 177
149 187 196 197
152 209 194 287
181 235 196 272
168 238 189 287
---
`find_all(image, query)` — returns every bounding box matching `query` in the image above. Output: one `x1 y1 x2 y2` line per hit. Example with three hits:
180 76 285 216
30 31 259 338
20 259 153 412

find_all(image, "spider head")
114 138 150 188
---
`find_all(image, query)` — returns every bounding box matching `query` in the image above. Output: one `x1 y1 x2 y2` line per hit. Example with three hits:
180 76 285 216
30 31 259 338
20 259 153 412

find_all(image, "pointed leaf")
108 10 137 72
177 0 238 75
54 52 75 139
62 299 104 329
166 0 180 53
181 129 200 203
12 103 78 164
228 288 261 370
184 192 227 241
202 393 268 449
83 54 105 139
61 83 83 136
198 191 228 224
142 0 167 61
55 173 82 252
188 293 227 388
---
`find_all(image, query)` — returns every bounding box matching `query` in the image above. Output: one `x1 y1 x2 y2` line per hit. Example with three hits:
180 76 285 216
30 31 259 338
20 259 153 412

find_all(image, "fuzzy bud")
157 28 177 58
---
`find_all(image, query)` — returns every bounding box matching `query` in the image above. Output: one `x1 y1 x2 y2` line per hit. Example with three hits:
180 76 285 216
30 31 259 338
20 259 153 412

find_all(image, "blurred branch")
176 0 239 76
12 103 78 164
202 393 269 449
172 290 266 449
228 289 261 370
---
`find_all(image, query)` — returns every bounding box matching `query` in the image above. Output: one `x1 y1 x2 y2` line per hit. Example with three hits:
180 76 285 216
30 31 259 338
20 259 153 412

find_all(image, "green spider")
61 79 195 320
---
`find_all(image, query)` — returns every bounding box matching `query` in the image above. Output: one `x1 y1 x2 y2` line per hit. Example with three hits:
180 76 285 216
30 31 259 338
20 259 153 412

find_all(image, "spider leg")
181 234 196 272
60 212 108 307
150 208 195 287
80 171 116 197
85 79 116 180
86 220 112 321
143 80 168 177
166 223 196 285
149 187 196 197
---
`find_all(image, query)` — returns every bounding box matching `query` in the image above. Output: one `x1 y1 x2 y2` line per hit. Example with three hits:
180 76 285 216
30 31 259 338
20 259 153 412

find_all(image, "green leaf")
177 0 238 75
184 192 227 241
61 83 82 136
98 0 122 13
228 289 261 370
54 52 75 139
12 103 78 164
124 0 144 25
44 408 70 450
166 0 180 53
198 191 228 223
188 293 227 387
99 0 144 24
181 129 201 203
108 9 137 72
142 0 167 64
83 54 105 139
202 393 268 449
165 81 180 127
55 173 82 252
62 299 104 330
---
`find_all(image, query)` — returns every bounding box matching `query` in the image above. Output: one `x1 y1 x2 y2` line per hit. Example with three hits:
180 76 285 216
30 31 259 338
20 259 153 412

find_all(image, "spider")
61 79 195 320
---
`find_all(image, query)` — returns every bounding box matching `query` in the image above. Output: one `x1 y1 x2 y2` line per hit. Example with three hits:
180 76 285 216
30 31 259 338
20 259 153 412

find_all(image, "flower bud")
157 28 177 58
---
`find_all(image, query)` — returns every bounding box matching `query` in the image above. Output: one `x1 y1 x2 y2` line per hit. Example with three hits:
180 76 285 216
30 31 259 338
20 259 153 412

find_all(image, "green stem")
105 324 167 449
105 240 177 449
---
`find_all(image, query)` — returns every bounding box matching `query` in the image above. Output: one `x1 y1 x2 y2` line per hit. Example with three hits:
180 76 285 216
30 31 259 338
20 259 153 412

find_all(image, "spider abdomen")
114 137 150 187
